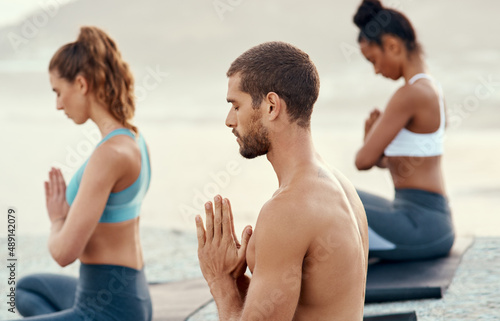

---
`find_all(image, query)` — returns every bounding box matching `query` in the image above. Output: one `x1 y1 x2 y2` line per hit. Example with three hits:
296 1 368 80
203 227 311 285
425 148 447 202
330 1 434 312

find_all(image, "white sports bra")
384 73 445 157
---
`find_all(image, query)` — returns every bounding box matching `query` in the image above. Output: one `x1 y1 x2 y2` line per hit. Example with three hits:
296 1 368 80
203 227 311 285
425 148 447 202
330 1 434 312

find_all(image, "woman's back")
384 75 446 194
76 130 151 270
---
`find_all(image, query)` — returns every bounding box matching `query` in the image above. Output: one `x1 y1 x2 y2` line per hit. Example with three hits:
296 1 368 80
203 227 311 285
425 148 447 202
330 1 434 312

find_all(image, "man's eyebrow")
227 98 235 103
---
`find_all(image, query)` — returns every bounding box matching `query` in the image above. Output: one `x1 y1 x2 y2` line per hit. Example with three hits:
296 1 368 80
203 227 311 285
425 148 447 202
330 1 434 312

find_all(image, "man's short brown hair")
227 42 320 128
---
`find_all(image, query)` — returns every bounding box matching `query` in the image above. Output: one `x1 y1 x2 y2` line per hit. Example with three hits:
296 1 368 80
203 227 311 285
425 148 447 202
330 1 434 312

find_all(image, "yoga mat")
364 311 417 321
149 237 473 319
150 278 212 321
149 279 418 321
366 236 474 303
149 278 416 321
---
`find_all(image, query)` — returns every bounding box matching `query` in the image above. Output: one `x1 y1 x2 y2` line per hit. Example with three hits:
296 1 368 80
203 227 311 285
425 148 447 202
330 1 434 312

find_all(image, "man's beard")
234 112 271 159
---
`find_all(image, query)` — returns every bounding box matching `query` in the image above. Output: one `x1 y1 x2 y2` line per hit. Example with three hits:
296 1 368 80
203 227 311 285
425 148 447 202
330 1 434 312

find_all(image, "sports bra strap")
408 73 445 130
96 128 136 148
408 73 433 85
384 73 446 157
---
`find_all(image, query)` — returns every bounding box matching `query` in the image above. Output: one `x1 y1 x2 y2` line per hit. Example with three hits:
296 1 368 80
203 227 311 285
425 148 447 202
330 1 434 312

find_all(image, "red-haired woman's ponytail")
49 26 137 133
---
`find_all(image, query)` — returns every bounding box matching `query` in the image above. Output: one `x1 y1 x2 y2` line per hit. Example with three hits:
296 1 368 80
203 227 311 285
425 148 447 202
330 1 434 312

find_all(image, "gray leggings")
13 263 152 321
357 188 455 261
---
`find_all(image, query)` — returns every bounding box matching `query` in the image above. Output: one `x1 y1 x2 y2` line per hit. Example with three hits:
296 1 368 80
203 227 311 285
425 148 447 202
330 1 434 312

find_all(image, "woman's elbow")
355 153 374 171
49 243 78 267
56 255 77 267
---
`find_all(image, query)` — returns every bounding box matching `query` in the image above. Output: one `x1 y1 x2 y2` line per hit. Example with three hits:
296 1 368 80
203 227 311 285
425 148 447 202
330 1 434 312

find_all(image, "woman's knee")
17 274 43 291
15 287 47 316
370 232 456 261
15 274 63 316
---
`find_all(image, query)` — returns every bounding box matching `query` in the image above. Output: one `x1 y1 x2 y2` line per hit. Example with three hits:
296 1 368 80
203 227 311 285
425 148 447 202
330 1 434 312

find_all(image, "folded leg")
16 273 77 317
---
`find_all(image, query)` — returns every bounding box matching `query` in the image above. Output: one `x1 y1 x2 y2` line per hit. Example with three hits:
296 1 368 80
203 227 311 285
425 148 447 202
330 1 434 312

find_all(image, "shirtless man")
195 42 369 321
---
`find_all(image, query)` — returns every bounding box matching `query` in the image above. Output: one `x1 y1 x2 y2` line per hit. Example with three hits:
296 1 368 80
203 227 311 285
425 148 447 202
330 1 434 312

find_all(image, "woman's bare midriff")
387 155 445 195
79 217 144 270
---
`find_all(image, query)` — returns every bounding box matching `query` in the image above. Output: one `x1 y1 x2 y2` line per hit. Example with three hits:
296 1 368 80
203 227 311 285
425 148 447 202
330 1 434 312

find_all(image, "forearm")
210 276 244 321
48 217 70 265
363 127 375 143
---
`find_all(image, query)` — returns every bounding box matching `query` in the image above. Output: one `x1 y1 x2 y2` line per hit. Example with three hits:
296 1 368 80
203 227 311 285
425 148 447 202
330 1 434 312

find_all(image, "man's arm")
196 197 307 321
238 199 308 321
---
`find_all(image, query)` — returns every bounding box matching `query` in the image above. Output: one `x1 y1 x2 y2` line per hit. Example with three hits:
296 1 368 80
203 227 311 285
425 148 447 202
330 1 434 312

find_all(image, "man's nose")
225 109 236 128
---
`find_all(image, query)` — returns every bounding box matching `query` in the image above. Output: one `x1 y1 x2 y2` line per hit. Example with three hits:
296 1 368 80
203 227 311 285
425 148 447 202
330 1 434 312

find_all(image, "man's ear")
266 92 282 121
74 74 89 95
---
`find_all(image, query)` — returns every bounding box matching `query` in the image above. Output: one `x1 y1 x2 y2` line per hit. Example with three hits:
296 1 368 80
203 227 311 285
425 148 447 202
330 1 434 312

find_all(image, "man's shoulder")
253 195 312 258
258 194 300 224
256 186 333 233
259 171 364 231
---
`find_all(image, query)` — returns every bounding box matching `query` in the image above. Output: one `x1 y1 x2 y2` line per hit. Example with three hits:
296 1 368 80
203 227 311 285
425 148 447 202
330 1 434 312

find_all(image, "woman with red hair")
14 26 152 321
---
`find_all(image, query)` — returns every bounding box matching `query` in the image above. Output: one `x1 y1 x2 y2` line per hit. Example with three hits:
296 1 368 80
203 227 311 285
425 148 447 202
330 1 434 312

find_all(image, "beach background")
0 0 499 318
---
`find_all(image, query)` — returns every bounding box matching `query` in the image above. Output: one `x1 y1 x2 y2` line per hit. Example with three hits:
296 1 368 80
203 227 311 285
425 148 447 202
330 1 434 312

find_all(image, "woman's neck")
89 100 124 138
402 53 427 83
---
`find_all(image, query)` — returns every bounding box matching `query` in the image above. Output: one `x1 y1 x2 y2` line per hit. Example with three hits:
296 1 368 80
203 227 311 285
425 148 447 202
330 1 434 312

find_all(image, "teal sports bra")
65 128 151 223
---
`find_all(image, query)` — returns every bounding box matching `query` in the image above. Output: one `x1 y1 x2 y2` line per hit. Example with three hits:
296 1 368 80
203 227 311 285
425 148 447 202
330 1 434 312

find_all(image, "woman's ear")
74 74 89 95
383 35 402 56
266 92 281 121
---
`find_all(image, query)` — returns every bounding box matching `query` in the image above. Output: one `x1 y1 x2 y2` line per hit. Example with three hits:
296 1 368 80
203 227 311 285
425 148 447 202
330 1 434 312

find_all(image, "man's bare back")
245 160 368 320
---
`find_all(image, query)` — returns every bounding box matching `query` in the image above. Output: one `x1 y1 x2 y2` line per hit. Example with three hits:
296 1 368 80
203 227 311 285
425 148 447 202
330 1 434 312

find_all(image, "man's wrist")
209 275 241 301
209 275 243 320
209 275 236 291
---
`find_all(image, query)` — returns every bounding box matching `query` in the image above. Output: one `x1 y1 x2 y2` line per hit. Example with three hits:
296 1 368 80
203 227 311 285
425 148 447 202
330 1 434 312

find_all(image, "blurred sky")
0 0 75 28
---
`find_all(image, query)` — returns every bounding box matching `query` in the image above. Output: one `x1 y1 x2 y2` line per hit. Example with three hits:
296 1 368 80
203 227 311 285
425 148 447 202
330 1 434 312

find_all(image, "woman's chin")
72 118 88 125
386 74 401 81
